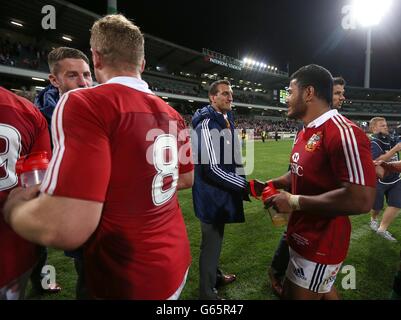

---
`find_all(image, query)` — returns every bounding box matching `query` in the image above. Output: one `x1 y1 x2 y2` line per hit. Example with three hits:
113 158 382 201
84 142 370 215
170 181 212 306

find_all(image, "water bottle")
16 151 49 187
262 181 289 227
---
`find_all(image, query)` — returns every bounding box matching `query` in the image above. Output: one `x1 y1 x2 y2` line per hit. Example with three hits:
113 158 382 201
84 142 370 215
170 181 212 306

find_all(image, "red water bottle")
16 151 49 187
262 181 289 227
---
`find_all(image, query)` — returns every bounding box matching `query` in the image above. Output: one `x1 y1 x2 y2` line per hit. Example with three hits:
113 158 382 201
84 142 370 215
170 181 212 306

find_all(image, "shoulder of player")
326 115 364 134
59 86 103 109
150 94 186 123
324 115 367 142
0 89 42 121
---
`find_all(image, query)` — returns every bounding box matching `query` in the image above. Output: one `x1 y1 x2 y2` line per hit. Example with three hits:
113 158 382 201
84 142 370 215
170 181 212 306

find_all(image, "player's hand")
3 185 41 223
249 179 267 198
271 191 293 214
374 160 387 179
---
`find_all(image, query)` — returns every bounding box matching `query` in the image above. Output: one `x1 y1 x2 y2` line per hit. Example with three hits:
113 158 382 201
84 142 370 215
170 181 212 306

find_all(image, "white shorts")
286 248 342 294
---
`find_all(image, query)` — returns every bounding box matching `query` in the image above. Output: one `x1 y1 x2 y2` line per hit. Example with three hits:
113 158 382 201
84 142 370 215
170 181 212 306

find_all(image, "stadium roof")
0 0 289 88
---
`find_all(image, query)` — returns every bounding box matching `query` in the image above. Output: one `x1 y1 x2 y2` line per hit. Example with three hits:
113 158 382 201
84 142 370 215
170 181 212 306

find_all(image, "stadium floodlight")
351 0 392 88
274 67 278 71
62 36 72 42
32 77 45 82
351 0 392 27
10 20 23 27
255 62 260 67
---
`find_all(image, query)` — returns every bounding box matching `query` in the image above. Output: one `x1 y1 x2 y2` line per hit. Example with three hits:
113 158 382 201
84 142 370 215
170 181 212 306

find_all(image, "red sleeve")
177 117 194 174
41 92 111 202
327 122 376 187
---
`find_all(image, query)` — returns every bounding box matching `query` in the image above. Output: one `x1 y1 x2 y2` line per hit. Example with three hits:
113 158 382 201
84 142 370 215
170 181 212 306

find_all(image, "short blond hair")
369 117 386 132
90 14 144 71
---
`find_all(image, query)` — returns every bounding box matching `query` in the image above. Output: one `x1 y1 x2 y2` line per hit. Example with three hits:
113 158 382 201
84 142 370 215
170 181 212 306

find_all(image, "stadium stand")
1 0 401 135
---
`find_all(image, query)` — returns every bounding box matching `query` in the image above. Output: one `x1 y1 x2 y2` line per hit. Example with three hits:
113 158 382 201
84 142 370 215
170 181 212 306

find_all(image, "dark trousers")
30 246 47 292
271 231 290 278
74 258 89 300
199 222 225 299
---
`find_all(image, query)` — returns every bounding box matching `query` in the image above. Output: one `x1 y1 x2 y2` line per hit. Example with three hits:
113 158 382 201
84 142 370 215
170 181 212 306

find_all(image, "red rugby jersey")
0 87 51 287
287 109 376 264
41 77 193 299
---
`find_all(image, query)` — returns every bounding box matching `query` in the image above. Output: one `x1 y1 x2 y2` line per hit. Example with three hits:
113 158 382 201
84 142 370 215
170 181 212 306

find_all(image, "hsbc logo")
290 153 303 176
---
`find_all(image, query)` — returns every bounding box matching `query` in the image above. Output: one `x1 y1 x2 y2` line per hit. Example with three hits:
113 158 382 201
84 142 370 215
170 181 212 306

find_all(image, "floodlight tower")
351 0 392 88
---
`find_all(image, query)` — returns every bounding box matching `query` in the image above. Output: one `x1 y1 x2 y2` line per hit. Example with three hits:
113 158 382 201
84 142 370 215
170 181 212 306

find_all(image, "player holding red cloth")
265 65 376 300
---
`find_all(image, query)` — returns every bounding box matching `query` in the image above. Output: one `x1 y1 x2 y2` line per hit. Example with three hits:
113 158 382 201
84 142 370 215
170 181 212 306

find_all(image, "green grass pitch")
27 139 401 300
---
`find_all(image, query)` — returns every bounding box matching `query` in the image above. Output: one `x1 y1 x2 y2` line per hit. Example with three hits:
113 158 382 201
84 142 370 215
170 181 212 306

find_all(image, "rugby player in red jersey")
0 87 51 299
3 14 194 300
266 65 376 300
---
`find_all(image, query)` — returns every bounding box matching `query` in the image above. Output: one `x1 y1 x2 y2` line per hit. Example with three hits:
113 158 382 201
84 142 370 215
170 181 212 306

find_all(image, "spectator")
33 46 93 298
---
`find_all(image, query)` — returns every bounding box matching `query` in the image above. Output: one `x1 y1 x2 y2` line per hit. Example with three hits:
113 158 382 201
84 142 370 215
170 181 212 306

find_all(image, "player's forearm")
271 171 291 189
297 185 375 217
7 197 56 247
376 148 398 162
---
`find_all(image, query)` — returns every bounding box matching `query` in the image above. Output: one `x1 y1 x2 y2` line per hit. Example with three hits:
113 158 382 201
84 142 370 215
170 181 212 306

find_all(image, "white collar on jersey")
307 109 339 128
106 76 154 95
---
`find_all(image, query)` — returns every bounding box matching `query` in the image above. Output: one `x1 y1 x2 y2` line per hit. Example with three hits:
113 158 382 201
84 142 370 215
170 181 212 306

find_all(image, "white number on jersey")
152 134 179 206
0 124 21 191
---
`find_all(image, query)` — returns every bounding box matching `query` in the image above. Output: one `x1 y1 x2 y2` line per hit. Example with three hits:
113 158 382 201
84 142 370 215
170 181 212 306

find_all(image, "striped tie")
225 118 231 129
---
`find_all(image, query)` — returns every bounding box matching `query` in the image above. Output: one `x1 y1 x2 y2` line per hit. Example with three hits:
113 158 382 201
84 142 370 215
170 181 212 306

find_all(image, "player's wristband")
289 195 301 211
249 180 260 199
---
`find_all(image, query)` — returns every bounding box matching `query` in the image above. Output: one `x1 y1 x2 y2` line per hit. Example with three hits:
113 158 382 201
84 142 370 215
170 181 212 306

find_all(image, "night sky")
68 0 401 90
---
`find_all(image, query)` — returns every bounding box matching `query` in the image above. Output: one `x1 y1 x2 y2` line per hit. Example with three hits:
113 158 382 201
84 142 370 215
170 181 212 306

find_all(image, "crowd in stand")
181 113 299 137
0 36 50 71
234 116 299 135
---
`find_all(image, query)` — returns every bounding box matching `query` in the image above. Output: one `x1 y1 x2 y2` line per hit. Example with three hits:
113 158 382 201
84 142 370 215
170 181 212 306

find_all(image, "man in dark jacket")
33 47 92 298
192 80 265 300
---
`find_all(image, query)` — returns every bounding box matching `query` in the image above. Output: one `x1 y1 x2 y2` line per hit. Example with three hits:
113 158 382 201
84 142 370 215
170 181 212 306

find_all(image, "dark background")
69 0 401 89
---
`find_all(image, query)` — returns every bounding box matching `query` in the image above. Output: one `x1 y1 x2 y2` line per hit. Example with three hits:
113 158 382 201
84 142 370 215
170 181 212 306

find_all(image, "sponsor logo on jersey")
290 153 303 176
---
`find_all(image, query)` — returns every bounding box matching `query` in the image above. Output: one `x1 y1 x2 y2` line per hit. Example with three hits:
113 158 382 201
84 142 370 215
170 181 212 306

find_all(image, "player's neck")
302 104 330 127
97 67 141 83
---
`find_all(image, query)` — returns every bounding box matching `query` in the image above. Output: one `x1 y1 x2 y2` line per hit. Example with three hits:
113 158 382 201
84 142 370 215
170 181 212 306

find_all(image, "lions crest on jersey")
305 132 322 152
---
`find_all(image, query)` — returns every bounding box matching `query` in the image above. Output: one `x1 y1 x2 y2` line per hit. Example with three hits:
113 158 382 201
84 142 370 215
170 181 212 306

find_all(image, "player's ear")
140 58 146 73
48 74 60 89
92 49 103 70
304 86 314 102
